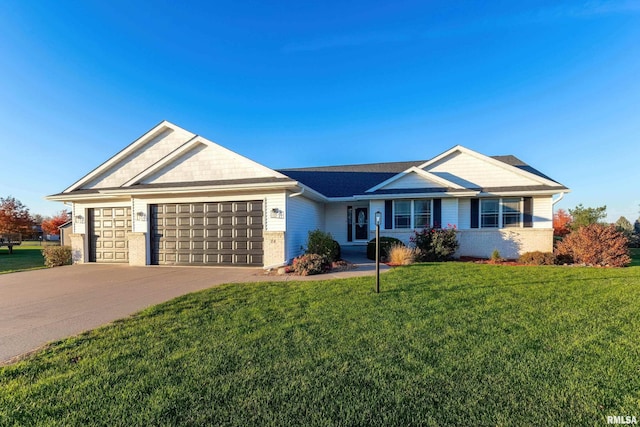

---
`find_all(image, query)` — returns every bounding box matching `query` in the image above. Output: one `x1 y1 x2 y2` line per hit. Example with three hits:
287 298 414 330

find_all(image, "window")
478 198 523 228
502 198 521 228
481 199 499 228
394 199 432 229
414 200 431 229
394 200 411 229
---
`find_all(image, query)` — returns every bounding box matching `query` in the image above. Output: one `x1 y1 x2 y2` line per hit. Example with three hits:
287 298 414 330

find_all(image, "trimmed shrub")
518 251 555 266
42 246 72 268
410 227 459 262
292 253 328 276
555 223 631 267
367 237 404 261
306 230 341 262
388 244 416 265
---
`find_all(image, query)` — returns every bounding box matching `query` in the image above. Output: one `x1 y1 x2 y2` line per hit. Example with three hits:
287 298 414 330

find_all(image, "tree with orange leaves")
0 196 33 236
41 210 70 236
553 208 572 237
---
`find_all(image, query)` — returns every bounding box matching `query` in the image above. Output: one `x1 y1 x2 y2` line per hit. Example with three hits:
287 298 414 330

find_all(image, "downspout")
289 186 305 198
552 192 565 206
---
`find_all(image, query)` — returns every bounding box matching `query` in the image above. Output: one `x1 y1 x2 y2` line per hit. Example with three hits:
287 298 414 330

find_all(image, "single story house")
47 120 569 267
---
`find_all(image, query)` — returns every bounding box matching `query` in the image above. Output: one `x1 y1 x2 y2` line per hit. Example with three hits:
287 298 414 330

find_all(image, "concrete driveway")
0 253 385 365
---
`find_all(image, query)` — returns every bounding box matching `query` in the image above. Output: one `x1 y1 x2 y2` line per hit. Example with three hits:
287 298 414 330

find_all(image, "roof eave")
478 188 570 197
47 181 300 201
354 191 479 200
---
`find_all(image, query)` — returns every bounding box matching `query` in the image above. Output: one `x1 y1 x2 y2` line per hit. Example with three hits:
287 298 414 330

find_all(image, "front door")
354 207 368 240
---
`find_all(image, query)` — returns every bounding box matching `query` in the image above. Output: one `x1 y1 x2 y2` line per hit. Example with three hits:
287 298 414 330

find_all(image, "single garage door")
88 207 132 263
150 201 263 266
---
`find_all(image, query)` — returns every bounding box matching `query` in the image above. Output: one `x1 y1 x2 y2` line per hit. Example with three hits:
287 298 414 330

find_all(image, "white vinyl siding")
441 198 458 229
458 198 471 229
426 151 543 188
285 195 325 261
533 196 553 229
383 173 446 190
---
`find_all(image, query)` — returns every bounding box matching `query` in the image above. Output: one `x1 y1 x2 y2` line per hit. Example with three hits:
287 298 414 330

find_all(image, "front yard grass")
1 261 640 425
0 242 47 274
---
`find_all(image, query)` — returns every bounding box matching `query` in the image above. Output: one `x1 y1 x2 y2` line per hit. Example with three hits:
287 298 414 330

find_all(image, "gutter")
288 184 328 202
46 182 299 201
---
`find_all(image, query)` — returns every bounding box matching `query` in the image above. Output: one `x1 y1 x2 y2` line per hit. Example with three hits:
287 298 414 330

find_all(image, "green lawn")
1 261 640 426
0 242 47 274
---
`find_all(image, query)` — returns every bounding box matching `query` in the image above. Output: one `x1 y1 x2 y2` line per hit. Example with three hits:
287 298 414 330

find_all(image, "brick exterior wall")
264 231 286 268
456 228 554 259
69 233 85 264
127 232 147 266
378 228 553 259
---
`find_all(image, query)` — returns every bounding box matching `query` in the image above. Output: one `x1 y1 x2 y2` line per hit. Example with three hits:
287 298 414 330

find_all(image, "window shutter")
433 199 442 228
347 206 353 241
470 199 479 229
384 200 393 229
523 197 533 228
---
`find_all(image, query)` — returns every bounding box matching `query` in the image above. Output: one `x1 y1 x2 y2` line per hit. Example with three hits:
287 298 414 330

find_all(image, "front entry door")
354 207 368 240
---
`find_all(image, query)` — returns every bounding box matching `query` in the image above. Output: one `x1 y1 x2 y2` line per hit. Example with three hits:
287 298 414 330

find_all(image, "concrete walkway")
0 248 386 365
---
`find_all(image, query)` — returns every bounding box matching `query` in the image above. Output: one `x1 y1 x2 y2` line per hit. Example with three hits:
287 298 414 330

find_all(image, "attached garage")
150 201 264 266
88 207 132 263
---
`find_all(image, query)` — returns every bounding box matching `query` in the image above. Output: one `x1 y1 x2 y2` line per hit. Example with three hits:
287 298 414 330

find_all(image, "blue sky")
1 1 638 222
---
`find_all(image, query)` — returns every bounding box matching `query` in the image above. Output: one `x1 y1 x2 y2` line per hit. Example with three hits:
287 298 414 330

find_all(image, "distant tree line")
0 195 69 240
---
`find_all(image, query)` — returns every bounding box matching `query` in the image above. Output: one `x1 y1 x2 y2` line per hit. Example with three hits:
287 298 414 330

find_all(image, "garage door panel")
89 207 131 263
150 201 263 266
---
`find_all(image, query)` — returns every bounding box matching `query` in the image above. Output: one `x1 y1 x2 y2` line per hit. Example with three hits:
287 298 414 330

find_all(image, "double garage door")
150 201 263 266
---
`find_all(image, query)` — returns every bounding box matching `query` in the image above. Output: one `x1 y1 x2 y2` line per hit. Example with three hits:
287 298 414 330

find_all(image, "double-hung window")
394 199 432 229
414 200 431 229
394 200 411 229
480 199 500 228
479 198 522 228
502 198 521 228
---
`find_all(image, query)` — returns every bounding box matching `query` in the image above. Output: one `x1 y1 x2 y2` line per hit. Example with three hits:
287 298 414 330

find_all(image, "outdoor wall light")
74 215 84 224
136 211 147 221
270 208 284 219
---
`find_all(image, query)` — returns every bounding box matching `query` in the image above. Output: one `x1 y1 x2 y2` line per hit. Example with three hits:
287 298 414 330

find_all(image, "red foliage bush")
292 253 329 276
555 224 631 267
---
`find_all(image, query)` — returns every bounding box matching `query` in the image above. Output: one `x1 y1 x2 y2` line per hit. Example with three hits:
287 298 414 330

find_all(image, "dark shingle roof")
278 155 565 198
